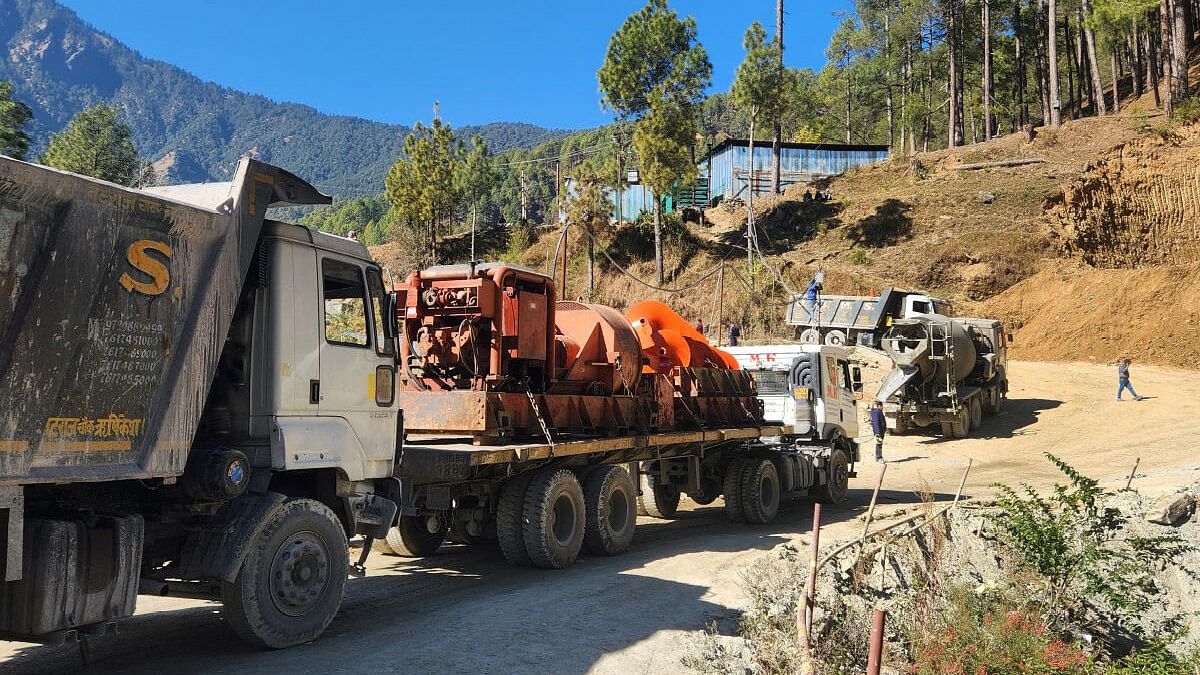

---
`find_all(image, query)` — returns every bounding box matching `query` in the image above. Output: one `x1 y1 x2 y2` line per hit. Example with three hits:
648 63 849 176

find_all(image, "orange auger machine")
394 263 761 442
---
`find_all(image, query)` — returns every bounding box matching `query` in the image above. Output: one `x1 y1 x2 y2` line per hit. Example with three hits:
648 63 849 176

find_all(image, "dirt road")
3 361 1196 675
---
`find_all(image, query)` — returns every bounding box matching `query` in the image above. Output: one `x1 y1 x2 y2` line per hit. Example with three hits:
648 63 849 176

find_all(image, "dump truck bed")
785 287 903 330
0 157 328 485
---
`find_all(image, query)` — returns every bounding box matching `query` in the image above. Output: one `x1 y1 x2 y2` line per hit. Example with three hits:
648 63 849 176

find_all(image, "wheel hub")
270 532 329 617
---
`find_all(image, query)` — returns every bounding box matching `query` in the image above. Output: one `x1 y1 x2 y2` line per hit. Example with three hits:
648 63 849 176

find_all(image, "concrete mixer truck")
875 314 1009 438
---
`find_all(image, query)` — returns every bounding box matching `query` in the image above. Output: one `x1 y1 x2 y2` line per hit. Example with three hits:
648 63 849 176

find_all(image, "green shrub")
1109 640 1200 675
990 454 1192 639
849 248 869 266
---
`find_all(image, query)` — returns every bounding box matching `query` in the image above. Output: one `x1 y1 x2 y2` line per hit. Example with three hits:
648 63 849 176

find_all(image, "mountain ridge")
0 0 569 194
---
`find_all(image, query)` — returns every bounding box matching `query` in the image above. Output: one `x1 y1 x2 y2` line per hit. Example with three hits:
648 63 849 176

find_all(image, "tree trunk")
885 11 895 149
924 22 934 152
1036 0 1052 124
772 0 783 194
747 115 756 271
654 198 664 284
1048 0 1062 126
1173 0 1189 100
1163 0 1176 117
845 70 853 143
982 0 994 139
1131 31 1143 96
1082 0 1106 115
1016 1 1028 128
948 0 963 147
1064 14 1078 118
1112 46 1122 113
1148 21 1162 107
470 201 477 261
587 224 594 297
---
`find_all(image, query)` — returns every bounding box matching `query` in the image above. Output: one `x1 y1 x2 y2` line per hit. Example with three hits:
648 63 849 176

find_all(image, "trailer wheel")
722 459 747 522
378 515 447 557
968 396 983 431
637 473 681 519
523 469 586 569
814 448 850 504
220 498 347 649
582 466 638 556
687 477 722 506
740 459 781 524
823 329 848 347
497 472 536 566
799 328 821 344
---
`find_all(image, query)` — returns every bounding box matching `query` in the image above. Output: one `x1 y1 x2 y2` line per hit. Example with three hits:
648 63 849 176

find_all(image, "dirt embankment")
981 261 1200 369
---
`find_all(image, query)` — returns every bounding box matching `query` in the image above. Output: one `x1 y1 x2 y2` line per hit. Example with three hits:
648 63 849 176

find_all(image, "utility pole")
772 0 784 194
1048 0 1062 126
716 263 726 347
614 132 623 225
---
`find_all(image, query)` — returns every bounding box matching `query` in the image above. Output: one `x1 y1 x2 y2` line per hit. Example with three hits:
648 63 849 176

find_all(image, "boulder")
1146 491 1195 526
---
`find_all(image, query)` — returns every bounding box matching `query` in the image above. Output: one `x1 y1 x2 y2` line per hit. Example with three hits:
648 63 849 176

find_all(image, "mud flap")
176 492 287 583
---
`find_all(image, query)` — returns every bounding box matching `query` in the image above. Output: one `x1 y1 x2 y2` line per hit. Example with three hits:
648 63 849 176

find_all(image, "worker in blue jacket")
869 400 887 463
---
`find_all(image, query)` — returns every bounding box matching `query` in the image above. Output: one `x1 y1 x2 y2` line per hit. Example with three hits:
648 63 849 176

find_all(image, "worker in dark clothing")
1117 357 1145 401
869 401 887 462
805 271 824 322
694 319 705 335
728 322 741 347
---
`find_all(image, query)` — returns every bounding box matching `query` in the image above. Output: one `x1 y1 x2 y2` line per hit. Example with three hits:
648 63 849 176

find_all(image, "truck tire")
497 472 536 566
722 459 747 522
380 515 447 557
687 477 722 505
523 468 586 569
582 465 638 556
220 498 347 649
968 396 983 431
983 385 1002 415
941 408 970 438
637 472 681 519
739 459 781 524
823 329 848 347
799 328 821 344
814 448 850 504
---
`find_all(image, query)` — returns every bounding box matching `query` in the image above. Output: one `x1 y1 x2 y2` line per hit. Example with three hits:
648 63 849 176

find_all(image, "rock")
978 192 996 204
1146 492 1195 526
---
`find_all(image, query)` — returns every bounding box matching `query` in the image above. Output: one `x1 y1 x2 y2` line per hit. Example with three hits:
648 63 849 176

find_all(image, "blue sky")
59 0 853 130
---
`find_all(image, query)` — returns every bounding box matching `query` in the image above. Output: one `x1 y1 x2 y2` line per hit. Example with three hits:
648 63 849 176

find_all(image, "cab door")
820 353 858 436
317 257 397 472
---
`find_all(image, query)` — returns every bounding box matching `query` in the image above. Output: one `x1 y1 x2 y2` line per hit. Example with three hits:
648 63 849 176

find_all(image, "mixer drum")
883 315 978 383
554 301 643 393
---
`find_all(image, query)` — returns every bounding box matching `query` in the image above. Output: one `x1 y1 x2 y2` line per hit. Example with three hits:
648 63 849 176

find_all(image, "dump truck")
786 287 954 347
0 156 858 650
875 314 1009 437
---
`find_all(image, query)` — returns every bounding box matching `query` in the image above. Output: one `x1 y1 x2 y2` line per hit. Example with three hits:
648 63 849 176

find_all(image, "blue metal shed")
699 139 890 204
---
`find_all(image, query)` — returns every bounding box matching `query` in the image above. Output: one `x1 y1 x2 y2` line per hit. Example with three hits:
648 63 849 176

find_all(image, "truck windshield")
366 268 393 356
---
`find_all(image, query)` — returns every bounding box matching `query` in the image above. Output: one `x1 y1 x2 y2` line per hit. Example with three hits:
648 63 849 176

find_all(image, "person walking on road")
1117 357 1145 401
727 322 741 347
869 400 887 463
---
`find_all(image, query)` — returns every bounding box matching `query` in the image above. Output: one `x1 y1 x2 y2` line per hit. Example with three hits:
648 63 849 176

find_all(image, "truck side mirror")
382 292 399 340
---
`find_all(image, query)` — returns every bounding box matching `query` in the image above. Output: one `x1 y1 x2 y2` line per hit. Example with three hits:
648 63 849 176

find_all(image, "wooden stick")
855 464 888 560
797 502 822 674
953 157 1046 170
1124 457 1141 491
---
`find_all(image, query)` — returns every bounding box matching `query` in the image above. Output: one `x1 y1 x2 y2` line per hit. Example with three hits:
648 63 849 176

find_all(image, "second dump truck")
0 156 858 650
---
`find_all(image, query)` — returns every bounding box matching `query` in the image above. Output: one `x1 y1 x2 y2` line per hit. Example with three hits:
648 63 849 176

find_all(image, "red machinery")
396 264 760 442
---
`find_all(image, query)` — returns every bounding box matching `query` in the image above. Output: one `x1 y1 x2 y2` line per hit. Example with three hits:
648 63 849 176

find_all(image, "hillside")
0 0 566 193
432 99 1200 369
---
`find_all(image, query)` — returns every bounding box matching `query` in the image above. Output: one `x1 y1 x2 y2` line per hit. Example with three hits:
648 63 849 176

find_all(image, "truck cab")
726 344 860 441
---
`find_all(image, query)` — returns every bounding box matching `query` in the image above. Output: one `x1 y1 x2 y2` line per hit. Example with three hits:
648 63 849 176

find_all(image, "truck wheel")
941 408 970 439
637 472 681 519
497 472 536 566
814 448 850 504
221 498 347 649
969 397 983 431
983 386 1002 415
823 329 848 347
582 465 638 556
687 477 722 505
722 459 747 522
380 515 447 557
740 459 781 524
799 328 821 344
523 468 586 569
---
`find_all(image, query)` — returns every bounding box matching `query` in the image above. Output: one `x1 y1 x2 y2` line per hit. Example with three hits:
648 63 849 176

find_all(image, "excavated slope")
1048 128 1200 267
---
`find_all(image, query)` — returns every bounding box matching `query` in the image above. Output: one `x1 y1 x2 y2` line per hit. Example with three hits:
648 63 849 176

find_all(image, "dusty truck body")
876 315 1009 437
0 156 403 648
786 286 954 347
373 269 860 565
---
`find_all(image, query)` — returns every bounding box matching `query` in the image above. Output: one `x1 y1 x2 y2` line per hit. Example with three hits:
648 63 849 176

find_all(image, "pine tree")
40 103 138 184
0 82 32 160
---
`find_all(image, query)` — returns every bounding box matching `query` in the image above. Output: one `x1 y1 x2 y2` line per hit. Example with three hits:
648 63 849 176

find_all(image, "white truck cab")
726 344 860 440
